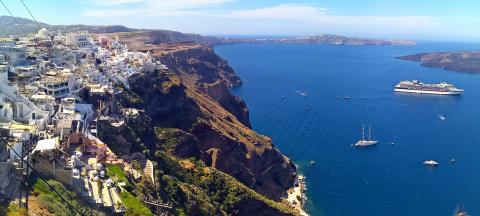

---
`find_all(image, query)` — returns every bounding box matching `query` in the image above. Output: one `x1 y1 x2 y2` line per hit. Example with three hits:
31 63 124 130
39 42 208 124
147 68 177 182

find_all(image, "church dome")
36 28 49 39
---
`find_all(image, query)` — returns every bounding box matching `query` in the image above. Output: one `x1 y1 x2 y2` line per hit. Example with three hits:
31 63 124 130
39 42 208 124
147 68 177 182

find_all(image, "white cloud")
91 0 234 9
84 0 234 17
81 2 437 37
92 0 147 6
227 4 328 20
224 4 433 29
468 17 480 22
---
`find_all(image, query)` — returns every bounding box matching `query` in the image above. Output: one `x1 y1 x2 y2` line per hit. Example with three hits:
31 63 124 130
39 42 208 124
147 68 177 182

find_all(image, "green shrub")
106 164 128 183
120 192 154 216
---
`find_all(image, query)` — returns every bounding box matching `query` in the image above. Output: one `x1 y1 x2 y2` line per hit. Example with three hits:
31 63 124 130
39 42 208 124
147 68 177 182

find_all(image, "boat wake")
337 94 391 100
437 115 446 121
294 90 308 96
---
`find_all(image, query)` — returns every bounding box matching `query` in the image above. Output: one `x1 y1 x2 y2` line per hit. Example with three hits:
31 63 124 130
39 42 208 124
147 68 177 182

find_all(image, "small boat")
344 96 352 99
309 160 316 166
451 158 456 163
438 115 446 120
300 92 307 97
281 96 285 99
453 204 468 216
423 160 439 166
355 125 378 147
304 107 310 111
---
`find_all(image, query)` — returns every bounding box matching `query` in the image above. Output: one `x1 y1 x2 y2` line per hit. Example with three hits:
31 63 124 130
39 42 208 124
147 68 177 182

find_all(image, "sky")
1 0 480 41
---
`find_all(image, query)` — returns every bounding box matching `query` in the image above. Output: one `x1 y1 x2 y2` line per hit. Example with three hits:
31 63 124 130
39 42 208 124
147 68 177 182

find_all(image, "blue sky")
1 0 480 41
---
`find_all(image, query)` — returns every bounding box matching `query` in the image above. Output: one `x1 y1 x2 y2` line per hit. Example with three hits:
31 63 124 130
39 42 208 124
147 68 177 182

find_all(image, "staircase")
144 159 155 184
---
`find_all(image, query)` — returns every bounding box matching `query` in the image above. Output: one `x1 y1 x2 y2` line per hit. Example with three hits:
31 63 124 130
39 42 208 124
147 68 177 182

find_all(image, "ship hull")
355 140 378 147
394 88 463 95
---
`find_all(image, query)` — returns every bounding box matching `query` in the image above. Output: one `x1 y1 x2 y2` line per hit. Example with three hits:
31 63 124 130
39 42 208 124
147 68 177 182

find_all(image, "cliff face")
157 44 242 87
94 33 299 213
100 68 298 214
118 68 296 201
156 45 250 127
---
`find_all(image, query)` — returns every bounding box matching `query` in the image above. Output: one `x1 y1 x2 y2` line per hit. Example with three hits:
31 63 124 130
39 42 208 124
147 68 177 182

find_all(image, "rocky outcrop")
188 88 296 200
157 45 242 87
157 45 250 127
118 70 296 201
201 80 250 128
398 51 480 73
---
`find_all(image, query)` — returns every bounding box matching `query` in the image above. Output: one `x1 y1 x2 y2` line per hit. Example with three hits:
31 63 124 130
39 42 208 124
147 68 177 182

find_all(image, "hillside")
97 57 298 214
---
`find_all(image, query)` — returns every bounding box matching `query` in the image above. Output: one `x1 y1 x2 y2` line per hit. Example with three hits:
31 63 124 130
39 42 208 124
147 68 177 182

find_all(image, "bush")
31 177 104 216
120 192 154 216
106 164 128 183
5 204 28 216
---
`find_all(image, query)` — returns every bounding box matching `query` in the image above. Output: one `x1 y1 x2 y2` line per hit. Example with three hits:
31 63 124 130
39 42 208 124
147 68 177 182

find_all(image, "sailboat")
355 125 378 147
452 204 468 216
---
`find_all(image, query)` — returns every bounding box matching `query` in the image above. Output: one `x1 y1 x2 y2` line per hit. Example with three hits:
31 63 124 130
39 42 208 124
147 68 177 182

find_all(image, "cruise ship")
394 80 464 95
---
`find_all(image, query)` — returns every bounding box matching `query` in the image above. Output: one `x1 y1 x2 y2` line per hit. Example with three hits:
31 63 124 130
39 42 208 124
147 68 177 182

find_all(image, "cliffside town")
0 26 301 215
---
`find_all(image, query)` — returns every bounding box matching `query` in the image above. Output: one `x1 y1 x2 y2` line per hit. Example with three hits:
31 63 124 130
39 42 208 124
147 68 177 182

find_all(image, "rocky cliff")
117 64 296 200
155 44 250 127
98 69 297 214
97 42 299 214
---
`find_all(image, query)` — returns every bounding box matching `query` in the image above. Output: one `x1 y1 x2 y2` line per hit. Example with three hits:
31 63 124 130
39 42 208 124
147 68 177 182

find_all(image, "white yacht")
423 160 439 166
355 125 378 147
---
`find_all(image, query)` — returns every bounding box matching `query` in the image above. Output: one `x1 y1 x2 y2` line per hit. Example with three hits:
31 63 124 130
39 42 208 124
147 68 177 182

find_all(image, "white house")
40 70 77 98
0 45 27 66
67 32 93 48
0 64 49 129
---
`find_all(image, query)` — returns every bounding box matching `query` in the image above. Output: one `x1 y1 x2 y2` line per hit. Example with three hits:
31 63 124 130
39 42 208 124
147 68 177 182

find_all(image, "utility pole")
24 134 34 212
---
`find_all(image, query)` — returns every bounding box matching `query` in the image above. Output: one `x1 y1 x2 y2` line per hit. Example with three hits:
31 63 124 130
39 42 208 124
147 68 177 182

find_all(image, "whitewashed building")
0 64 49 129
0 45 27 66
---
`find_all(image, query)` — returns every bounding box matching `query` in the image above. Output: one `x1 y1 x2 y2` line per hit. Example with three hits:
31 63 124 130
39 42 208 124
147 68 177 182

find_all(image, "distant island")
0 15 414 46
398 51 480 73
219 35 416 46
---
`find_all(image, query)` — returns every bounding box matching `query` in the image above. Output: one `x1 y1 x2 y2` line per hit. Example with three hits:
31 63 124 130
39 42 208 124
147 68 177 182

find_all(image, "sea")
214 42 480 216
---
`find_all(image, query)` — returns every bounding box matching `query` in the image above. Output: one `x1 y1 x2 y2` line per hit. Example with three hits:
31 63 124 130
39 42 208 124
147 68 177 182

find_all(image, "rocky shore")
287 175 308 215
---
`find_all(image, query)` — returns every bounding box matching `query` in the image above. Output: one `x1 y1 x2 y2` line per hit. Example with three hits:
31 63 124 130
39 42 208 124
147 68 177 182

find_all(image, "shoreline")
286 174 308 215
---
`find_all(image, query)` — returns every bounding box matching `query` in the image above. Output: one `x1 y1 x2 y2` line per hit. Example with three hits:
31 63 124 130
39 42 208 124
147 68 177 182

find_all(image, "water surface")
215 42 480 216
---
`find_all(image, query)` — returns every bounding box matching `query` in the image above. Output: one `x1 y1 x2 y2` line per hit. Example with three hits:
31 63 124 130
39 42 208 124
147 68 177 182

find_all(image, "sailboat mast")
368 125 372 141
362 125 365 141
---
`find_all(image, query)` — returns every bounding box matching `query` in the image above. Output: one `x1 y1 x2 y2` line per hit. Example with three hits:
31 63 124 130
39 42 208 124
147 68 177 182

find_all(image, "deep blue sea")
214 42 480 216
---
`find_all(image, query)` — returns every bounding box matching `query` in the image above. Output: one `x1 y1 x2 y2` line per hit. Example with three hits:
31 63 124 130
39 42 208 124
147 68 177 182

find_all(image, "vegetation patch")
30 177 103 216
120 191 154 216
106 164 128 183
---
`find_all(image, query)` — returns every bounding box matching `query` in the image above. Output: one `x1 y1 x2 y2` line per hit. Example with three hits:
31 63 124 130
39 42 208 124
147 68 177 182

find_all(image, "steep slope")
114 68 297 200
154 43 250 127
98 70 298 215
